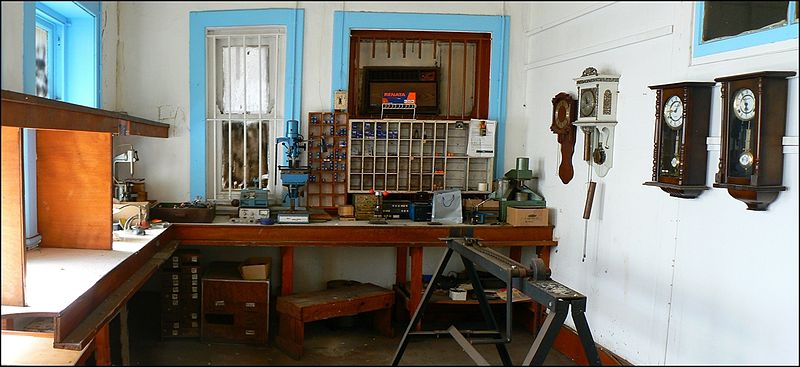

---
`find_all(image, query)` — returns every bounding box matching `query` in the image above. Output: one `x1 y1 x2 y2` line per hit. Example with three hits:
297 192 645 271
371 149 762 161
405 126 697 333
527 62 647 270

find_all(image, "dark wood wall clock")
551 92 577 184
713 71 795 210
643 82 714 198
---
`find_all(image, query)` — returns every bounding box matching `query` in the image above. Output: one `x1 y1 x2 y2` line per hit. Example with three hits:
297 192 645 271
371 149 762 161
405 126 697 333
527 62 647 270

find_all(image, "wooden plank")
54 239 178 349
1 331 89 366
173 224 556 247
300 294 393 322
1 90 169 138
1 126 25 306
36 130 111 250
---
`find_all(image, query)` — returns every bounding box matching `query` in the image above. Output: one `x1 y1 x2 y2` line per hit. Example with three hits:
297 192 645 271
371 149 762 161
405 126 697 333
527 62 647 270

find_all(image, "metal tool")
392 230 601 366
112 144 139 201
276 120 310 224
489 157 546 221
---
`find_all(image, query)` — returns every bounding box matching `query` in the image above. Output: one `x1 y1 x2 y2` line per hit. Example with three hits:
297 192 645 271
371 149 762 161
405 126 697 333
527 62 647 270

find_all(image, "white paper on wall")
467 119 496 157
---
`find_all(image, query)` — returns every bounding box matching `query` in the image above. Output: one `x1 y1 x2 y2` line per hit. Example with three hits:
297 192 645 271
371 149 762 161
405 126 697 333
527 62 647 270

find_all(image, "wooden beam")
1 90 169 138
36 130 111 250
1 126 25 306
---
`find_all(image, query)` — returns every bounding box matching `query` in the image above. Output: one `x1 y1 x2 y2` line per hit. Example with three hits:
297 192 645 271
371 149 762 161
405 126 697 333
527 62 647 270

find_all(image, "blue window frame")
693 1 799 58
189 8 305 200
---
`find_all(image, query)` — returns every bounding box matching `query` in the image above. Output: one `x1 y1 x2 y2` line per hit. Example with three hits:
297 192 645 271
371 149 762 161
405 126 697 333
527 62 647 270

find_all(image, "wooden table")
171 220 557 319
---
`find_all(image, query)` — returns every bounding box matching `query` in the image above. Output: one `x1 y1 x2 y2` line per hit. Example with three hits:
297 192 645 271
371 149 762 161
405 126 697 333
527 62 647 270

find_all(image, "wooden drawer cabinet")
201 262 269 344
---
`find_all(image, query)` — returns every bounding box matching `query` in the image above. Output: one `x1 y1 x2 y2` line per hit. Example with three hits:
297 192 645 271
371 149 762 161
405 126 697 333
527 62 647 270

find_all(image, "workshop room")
1 1 798 366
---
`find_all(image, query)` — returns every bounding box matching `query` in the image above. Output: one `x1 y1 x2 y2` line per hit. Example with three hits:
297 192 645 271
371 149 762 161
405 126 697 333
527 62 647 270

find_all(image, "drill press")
276 119 310 223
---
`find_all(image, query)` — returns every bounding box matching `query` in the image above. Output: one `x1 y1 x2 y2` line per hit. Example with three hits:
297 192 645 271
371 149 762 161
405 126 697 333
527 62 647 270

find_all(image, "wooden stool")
275 283 394 359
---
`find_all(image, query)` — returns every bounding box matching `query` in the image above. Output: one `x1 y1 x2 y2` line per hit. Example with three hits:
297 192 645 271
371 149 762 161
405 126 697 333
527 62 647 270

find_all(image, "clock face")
555 100 571 128
663 95 684 129
579 88 596 117
733 88 756 121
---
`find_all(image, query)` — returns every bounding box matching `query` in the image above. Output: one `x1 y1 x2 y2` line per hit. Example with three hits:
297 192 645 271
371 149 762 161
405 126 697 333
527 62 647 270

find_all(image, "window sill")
690 38 799 66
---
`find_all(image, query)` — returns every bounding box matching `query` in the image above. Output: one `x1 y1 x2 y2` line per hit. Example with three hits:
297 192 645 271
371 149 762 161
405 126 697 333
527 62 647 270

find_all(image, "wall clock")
643 82 714 198
573 67 620 177
550 92 577 184
713 71 795 210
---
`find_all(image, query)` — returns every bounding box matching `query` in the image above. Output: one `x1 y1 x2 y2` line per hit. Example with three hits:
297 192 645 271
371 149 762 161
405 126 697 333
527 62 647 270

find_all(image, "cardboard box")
239 257 272 280
505 207 548 227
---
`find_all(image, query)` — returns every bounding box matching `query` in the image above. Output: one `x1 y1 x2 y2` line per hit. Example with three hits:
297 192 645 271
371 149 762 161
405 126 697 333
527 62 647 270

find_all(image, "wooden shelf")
306 111 349 209
1 90 169 137
348 119 493 193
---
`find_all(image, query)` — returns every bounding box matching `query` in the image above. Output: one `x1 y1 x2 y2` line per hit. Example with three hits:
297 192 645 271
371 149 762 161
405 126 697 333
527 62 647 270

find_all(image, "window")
35 4 65 100
205 26 285 201
694 1 799 57
348 31 492 120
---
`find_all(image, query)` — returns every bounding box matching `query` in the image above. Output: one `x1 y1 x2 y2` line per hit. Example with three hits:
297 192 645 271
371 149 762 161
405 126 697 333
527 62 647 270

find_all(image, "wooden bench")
275 283 394 359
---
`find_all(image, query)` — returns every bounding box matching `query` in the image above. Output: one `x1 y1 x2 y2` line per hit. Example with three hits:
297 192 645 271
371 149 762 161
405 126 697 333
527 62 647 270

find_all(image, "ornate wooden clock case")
713 71 795 210
643 82 714 198
551 92 577 184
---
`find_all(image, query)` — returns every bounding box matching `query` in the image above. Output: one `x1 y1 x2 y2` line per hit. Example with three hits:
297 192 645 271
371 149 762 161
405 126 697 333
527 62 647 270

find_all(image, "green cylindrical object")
516 157 529 171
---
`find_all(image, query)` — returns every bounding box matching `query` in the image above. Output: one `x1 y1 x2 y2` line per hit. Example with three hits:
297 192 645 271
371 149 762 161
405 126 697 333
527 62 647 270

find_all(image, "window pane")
244 120 270 188
221 120 244 190
35 26 49 98
703 1 789 42
215 38 272 115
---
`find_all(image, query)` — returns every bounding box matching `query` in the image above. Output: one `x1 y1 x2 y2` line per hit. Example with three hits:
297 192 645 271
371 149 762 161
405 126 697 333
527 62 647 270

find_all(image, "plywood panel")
1 126 26 306
36 130 111 249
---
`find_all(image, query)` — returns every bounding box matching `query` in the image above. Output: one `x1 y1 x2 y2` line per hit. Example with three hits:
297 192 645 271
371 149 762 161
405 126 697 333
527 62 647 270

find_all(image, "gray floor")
128 292 576 366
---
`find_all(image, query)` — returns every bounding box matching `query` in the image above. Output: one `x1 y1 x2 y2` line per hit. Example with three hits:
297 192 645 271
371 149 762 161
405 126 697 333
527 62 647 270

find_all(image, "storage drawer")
202 322 268 344
202 280 268 313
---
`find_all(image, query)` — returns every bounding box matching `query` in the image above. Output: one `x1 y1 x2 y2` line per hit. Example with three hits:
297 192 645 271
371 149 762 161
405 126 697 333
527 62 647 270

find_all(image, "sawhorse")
392 231 600 366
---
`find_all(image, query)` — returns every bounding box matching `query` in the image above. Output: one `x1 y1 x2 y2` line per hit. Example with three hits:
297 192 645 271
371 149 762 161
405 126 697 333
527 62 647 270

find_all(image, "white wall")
1 1 24 92
113 1 530 294
522 2 798 365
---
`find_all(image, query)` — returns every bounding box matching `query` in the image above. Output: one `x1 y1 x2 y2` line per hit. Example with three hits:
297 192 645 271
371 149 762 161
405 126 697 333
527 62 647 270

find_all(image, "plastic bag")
431 189 463 224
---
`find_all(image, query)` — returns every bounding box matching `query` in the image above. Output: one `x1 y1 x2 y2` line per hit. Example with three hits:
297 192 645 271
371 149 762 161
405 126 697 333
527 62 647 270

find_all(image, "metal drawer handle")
245 302 256 308
214 300 225 307
245 330 255 336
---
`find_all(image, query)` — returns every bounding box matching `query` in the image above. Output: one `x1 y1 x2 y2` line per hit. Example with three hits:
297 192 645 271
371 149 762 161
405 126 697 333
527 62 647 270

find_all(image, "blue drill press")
276 119 310 223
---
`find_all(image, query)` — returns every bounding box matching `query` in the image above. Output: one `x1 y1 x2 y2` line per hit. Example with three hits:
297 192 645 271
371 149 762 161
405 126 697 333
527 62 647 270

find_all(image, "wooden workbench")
170 219 557 319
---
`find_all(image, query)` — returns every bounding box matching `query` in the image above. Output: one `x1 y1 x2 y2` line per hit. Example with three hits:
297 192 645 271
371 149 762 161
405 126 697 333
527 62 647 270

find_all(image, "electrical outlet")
334 90 347 111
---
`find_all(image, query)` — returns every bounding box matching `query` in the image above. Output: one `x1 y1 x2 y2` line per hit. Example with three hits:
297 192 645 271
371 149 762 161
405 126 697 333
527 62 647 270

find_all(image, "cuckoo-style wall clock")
643 82 714 198
713 71 795 210
551 92 577 184
574 67 620 177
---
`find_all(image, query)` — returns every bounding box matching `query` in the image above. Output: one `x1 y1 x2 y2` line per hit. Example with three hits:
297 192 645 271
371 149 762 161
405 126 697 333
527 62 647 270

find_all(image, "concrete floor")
127 291 576 366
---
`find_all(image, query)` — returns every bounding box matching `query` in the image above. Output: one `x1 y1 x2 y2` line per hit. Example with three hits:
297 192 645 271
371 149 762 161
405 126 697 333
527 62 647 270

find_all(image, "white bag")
431 189 463 224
